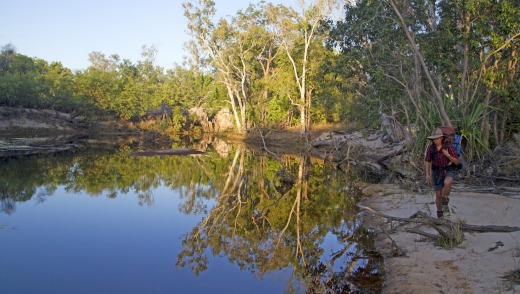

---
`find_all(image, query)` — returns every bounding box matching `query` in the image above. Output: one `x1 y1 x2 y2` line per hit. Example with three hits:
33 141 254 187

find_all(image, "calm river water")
0 136 382 293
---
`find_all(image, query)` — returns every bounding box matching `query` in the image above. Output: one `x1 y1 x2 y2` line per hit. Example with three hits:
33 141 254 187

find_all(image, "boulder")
213 108 234 132
189 107 213 132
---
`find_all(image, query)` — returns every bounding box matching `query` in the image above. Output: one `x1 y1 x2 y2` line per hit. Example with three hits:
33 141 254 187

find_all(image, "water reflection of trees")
176 147 382 293
0 156 59 214
0 143 226 213
0 140 382 291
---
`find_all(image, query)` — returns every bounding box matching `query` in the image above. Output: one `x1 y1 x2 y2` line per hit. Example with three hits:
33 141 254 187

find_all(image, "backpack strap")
428 144 437 161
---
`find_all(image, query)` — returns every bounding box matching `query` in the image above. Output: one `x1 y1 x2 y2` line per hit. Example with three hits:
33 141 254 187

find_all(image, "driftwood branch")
430 224 452 240
456 186 520 194
128 148 204 157
0 143 78 157
478 175 520 182
405 228 439 242
358 204 520 238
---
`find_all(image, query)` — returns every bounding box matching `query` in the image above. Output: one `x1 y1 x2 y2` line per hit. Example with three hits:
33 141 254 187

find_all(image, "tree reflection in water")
176 147 382 293
0 138 382 292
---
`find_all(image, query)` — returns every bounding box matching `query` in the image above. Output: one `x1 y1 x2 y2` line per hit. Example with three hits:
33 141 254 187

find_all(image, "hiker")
424 127 459 218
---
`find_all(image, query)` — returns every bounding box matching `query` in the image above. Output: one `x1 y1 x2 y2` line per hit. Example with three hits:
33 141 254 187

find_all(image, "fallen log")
0 143 78 157
477 175 520 182
128 148 205 157
358 205 520 233
456 186 520 194
405 228 440 242
361 205 512 246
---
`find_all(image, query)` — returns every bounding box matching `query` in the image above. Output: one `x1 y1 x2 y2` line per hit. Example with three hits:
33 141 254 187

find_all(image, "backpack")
438 125 464 170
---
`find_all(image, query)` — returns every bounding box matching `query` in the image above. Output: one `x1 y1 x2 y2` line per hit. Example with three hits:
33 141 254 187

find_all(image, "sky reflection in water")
0 143 381 293
0 185 289 293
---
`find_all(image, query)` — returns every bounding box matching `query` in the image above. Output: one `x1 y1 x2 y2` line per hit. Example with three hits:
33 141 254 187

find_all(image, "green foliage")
170 106 187 133
456 99 492 159
0 47 100 115
327 0 412 128
2 0 519 147
328 0 520 159
162 66 221 112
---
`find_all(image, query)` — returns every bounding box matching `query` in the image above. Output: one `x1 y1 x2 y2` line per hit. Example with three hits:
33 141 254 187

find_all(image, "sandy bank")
359 183 520 293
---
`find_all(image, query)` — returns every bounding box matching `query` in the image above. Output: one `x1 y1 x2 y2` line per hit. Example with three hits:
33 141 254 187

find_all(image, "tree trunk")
226 85 244 133
481 90 492 149
460 10 471 109
261 89 268 126
388 0 452 127
500 107 507 145
493 110 500 147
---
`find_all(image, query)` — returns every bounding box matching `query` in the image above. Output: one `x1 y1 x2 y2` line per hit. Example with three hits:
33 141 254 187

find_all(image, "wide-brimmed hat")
427 127 445 139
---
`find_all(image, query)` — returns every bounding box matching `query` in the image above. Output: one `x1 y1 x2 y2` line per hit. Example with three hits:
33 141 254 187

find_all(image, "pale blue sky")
1 0 294 71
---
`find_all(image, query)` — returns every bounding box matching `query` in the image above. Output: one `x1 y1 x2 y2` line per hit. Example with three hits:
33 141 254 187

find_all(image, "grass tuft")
435 219 465 248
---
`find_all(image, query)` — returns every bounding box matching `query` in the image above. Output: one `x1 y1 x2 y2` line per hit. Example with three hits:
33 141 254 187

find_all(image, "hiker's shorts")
432 169 455 191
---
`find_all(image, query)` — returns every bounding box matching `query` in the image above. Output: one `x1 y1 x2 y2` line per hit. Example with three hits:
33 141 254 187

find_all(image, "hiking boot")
437 210 444 219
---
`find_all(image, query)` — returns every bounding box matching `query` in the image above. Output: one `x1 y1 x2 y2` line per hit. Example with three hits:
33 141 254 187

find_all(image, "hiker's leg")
433 171 445 218
435 189 443 211
443 176 453 198
442 171 455 206
442 170 455 197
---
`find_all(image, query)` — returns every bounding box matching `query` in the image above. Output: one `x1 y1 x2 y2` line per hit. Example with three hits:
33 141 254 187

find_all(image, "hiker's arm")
424 160 432 184
442 148 459 165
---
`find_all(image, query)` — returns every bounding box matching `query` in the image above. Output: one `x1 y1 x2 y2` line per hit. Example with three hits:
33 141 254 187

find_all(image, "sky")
0 0 295 71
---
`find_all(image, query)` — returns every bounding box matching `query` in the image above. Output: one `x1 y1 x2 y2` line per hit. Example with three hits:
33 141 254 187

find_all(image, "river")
0 136 382 293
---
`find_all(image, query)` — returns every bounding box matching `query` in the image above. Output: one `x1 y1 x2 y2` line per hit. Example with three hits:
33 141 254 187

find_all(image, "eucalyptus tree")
0 43 16 74
272 0 341 136
247 3 284 127
0 50 70 110
183 1 259 133
185 1 333 132
158 64 223 132
310 47 353 124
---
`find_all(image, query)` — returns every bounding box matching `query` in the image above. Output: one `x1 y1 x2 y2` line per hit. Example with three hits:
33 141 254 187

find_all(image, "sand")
359 183 520 294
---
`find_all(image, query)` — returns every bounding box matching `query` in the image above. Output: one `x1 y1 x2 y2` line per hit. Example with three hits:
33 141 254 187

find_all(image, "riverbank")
358 182 520 293
4 107 520 293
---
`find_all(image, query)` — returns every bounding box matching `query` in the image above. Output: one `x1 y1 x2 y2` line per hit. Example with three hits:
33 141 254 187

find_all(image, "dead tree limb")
405 228 440 242
456 186 520 193
431 224 453 240
128 148 204 157
358 205 520 233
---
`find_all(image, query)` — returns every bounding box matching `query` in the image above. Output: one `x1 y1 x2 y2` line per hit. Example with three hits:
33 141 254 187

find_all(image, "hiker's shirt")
424 144 458 171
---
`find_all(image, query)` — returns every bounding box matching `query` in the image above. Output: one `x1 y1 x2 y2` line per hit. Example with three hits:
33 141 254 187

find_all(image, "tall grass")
413 94 492 163
455 100 492 160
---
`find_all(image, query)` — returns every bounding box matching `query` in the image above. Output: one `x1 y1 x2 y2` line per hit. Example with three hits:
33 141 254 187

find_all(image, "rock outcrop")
312 129 415 180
